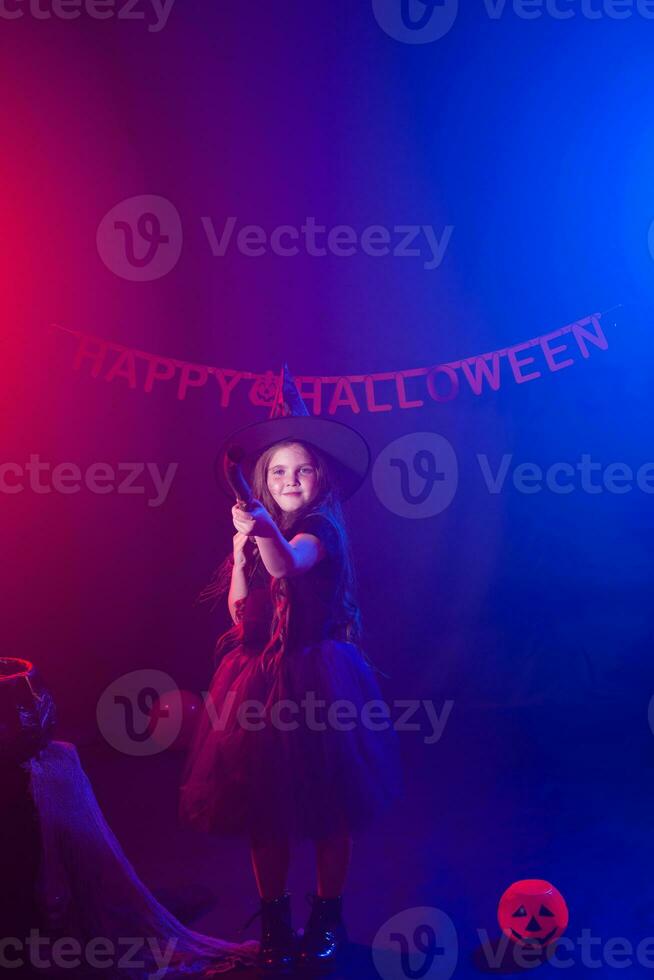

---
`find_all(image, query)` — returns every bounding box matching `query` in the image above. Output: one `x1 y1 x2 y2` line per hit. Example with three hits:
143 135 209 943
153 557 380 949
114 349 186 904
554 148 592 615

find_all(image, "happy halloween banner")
52 313 608 414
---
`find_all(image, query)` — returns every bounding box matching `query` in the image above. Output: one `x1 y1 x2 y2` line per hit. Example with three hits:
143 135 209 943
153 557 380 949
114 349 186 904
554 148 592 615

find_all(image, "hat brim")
215 416 371 501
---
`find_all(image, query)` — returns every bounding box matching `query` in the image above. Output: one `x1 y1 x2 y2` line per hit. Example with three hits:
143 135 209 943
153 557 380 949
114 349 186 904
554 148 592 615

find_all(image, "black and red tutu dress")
178 512 402 842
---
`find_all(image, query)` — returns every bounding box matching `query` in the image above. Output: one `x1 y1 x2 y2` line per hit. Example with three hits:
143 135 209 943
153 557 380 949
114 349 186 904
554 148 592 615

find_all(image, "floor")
63 697 654 978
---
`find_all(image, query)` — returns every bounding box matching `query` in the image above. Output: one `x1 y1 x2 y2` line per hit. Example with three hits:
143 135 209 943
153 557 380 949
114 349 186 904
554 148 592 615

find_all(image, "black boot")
296 893 348 973
250 892 296 973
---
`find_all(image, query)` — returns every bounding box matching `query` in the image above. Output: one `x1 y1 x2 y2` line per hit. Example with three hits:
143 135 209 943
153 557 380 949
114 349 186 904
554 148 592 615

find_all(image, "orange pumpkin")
498 879 568 948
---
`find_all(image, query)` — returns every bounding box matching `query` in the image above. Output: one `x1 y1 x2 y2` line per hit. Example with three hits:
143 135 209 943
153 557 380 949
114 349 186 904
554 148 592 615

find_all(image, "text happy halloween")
53 313 608 413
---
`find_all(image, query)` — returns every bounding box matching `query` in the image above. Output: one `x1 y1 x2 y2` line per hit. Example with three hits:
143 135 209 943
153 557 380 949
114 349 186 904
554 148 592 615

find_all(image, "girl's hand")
232 531 249 569
231 499 276 539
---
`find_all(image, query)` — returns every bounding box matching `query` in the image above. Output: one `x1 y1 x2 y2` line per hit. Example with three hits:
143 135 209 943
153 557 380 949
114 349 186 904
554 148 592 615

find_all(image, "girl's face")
266 443 318 514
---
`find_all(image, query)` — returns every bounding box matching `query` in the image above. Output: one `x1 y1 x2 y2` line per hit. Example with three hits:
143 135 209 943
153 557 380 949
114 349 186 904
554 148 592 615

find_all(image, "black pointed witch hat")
215 363 370 500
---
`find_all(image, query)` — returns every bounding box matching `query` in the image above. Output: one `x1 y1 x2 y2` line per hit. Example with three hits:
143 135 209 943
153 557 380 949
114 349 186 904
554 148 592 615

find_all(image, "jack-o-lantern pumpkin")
498 879 568 948
249 372 279 406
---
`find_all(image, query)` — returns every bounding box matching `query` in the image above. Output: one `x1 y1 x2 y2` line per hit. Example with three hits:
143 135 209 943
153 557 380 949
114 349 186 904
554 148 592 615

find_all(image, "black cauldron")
0 658 56 955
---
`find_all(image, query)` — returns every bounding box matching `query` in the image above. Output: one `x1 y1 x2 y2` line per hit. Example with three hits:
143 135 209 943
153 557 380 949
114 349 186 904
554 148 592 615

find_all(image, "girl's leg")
249 833 291 900
297 828 351 967
315 830 353 898
250 833 295 972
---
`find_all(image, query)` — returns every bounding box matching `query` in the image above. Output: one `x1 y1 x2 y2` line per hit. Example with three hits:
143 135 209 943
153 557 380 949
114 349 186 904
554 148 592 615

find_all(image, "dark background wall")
2 0 652 748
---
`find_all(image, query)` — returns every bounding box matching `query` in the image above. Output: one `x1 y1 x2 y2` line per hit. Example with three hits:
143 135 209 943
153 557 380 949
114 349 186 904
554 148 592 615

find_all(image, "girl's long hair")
198 439 364 671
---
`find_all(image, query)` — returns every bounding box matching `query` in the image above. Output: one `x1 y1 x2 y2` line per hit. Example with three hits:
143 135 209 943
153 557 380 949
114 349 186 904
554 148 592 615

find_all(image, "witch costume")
178 365 402 845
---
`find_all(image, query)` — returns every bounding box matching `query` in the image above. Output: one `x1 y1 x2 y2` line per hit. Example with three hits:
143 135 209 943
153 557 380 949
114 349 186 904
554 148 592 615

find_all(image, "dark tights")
250 831 353 900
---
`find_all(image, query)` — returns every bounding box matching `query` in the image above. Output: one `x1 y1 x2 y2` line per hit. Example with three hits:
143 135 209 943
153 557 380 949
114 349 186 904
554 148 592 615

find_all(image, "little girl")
179 366 402 974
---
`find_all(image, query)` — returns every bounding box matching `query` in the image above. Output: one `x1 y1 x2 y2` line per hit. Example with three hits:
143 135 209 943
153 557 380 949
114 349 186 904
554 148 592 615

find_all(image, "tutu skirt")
179 639 402 841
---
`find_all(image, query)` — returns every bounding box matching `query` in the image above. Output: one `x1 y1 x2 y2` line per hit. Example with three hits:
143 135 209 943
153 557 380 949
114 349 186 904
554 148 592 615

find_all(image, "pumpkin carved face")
498 879 568 948
249 372 279 406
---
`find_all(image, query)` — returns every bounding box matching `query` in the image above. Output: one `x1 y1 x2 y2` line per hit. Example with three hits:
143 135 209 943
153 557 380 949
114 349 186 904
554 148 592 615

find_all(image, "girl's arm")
231 502 326 579
228 531 249 623
255 527 326 579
